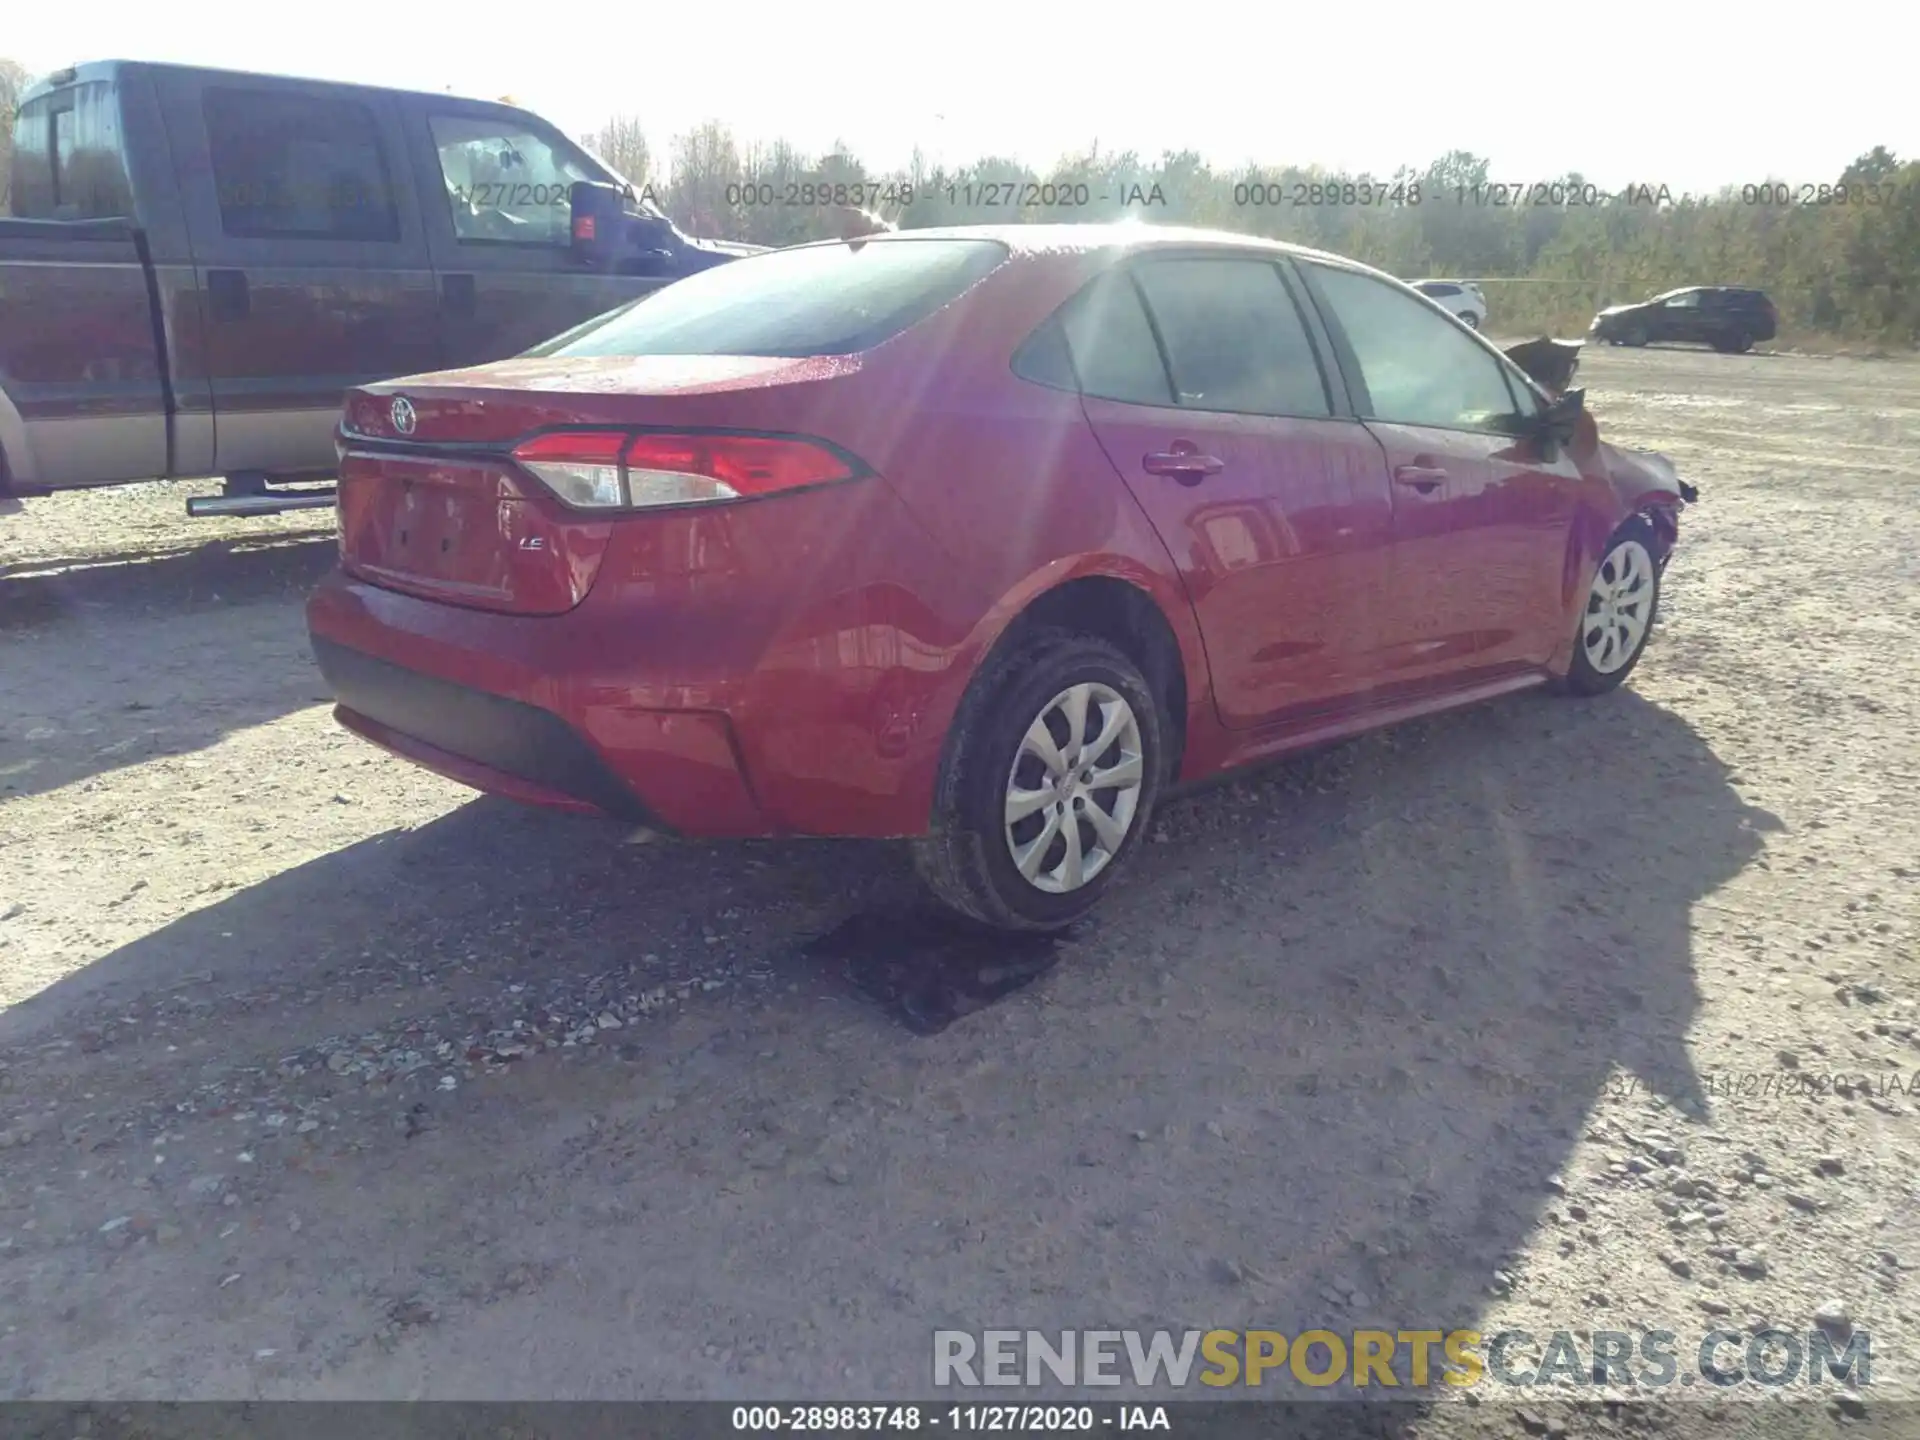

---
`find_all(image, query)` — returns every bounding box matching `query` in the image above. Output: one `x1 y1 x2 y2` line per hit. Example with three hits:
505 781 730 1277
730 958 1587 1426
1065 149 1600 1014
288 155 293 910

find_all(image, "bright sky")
7 1 1912 194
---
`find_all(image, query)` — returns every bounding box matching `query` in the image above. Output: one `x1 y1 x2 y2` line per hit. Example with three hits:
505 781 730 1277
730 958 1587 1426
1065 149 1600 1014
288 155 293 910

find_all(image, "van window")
8 82 134 219
203 87 400 242
428 114 609 246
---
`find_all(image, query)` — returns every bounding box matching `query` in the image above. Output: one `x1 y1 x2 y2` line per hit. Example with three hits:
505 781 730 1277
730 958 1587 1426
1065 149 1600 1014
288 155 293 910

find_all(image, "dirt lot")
2 345 1917 1429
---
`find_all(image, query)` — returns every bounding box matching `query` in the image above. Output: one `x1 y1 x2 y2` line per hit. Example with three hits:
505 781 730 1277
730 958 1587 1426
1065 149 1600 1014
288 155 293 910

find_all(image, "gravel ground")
1 345 1917 1434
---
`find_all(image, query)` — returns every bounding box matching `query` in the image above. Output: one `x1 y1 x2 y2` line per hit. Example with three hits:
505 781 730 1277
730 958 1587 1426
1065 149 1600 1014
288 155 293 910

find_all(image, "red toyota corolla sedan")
306 224 1693 931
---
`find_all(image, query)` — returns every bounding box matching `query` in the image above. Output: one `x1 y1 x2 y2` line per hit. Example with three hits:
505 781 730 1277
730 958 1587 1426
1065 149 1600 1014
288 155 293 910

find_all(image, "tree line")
4 61 1911 343
586 118 1918 345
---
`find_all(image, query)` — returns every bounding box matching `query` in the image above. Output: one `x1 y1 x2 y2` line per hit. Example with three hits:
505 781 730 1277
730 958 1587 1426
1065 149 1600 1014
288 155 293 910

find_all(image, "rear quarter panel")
809 258 1214 811
513 252 1213 832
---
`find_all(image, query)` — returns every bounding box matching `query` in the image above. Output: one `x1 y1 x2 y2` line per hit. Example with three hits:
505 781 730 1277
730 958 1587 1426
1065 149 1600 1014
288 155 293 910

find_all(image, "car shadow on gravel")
2 688 1784 1410
0 533 335 630
0 536 337 801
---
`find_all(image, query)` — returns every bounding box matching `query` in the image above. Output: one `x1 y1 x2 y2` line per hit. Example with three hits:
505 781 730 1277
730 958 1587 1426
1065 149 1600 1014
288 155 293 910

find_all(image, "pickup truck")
0 60 759 516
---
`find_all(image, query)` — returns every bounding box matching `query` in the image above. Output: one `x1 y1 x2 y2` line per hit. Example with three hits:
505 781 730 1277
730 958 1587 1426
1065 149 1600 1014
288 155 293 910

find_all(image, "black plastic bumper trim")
311 636 653 823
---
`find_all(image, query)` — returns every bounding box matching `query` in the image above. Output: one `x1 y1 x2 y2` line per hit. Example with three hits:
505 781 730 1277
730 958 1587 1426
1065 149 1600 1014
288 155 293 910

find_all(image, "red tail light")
510 430 862 511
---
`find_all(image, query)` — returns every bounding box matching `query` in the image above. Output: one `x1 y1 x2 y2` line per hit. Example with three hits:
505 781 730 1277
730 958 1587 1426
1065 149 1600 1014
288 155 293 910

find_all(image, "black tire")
913 627 1166 933
1712 330 1753 354
1561 516 1662 697
1619 326 1648 347
1461 311 1481 330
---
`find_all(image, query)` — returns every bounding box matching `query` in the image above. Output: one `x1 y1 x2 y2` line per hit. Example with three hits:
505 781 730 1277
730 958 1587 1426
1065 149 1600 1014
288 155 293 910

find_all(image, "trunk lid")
335 355 858 614
336 448 612 616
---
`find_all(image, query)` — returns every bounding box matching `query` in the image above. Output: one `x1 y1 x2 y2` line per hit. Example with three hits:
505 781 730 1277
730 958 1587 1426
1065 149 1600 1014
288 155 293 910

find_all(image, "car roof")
1654 285 1767 299
843 222 1300 253
791 222 1384 273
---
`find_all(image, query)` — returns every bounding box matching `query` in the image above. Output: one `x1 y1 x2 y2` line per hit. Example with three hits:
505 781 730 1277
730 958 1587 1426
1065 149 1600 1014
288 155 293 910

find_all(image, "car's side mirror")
1544 387 1585 441
569 180 627 267
1495 388 1587 458
572 181 682 275
1533 388 1586 460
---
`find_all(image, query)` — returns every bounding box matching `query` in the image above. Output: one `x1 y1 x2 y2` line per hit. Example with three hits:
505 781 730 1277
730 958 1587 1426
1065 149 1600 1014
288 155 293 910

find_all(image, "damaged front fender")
1603 444 1696 571
1608 444 1695 510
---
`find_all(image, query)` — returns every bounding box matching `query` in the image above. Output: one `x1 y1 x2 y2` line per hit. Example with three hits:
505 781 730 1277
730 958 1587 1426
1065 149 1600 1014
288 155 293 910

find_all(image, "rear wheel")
913 628 1164 932
1712 330 1753 353
1562 518 1662 696
1461 311 1481 330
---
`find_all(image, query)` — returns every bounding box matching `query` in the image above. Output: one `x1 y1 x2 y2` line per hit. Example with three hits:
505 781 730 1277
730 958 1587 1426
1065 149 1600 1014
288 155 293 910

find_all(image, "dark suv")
1590 287 1777 353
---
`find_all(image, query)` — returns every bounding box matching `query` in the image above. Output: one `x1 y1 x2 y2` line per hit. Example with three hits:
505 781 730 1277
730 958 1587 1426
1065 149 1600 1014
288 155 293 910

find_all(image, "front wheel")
1561 518 1662 696
913 629 1165 932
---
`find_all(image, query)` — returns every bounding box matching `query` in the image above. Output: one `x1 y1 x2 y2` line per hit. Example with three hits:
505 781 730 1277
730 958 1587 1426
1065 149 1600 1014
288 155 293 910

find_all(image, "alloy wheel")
1003 682 1145 893
1583 538 1656 674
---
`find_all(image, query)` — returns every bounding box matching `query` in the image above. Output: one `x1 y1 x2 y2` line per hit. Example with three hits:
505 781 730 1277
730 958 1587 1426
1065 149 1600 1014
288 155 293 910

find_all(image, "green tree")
583 110 1918 344
1 57 36 214
582 115 652 190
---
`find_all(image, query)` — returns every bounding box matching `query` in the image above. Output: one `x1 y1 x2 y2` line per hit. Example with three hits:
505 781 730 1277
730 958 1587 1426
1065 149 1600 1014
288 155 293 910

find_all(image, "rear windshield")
531 238 1009 359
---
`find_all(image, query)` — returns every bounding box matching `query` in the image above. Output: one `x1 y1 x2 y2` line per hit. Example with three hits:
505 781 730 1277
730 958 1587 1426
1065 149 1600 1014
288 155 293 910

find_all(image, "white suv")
1411 279 1487 330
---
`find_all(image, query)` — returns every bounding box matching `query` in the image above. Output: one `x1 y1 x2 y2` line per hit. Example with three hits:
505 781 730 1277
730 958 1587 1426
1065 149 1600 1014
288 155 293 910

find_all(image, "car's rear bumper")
307 578 777 837
314 636 658 822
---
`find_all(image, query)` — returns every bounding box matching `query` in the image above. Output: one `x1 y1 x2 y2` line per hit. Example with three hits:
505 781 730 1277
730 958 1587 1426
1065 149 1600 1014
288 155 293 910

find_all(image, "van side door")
151 71 443 479
400 98 671 365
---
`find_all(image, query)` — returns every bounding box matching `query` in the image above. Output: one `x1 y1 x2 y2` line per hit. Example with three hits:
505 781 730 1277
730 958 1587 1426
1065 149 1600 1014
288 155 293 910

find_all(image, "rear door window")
203 87 400 241
532 237 1008 358
1131 257 1331 417
7 81 134 218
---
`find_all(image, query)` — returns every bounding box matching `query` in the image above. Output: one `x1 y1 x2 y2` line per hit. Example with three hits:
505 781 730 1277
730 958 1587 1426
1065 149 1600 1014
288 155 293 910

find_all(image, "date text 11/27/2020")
731 1406 1171 1432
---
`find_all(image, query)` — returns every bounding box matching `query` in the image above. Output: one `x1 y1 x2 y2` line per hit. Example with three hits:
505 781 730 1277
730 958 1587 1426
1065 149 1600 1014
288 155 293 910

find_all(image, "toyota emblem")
390 396 417 435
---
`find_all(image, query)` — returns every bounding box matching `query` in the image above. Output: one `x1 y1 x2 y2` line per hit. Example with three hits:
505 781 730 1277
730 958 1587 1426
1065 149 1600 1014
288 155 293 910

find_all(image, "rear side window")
1010 273 1171 403
203 87 400 242
8 82 134 219
1131 257 1331 417
1419 282 1461 298
535 238 1008 358
1055 272 1174 406
1009 316 1078 391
